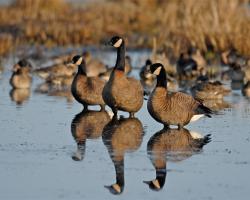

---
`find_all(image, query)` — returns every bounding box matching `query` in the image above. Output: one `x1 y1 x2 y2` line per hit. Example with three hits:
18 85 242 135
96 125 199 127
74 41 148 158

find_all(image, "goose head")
108 36 124 48
150 63 164 76
13 59 32 72
72 55 86 74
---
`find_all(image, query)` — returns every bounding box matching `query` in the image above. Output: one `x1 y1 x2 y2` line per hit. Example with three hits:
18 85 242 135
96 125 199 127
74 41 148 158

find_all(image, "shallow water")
0 51 250 200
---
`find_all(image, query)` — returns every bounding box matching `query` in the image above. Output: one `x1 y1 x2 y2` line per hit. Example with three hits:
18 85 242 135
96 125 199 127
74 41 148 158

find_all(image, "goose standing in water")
102 36 143 117
144 127 211 191
147 63 213 128
71 55 106 110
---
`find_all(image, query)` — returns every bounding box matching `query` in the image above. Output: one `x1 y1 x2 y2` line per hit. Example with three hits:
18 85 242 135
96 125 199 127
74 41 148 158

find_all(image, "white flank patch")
113 38 123 48
153 66 162 75
190 114 204 122
75 57 83 65
189 131 203 139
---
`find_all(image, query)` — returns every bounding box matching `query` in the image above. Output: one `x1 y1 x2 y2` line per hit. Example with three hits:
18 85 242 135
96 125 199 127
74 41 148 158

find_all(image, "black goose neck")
77 63 86 75
115 42 125 71
156 69 167 88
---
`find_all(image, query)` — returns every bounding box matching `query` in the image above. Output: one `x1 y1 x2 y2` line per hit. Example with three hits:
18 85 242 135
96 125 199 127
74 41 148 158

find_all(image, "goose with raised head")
147 63 213 128
102 36 143 117
71 55 106 110
144 127 211 191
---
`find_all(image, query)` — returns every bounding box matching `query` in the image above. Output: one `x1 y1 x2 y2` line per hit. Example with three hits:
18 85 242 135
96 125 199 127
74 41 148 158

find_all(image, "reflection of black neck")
156 168 167 188
114 159 125 189
115 42 125 71
156 69 167 88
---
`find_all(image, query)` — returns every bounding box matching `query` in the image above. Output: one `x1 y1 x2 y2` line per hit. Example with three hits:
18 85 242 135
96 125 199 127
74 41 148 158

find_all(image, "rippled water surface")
0 51 250 200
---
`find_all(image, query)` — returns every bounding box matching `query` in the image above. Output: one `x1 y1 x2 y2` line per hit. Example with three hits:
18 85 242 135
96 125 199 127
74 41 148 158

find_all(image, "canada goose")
144 127 211 191
99 55 132 81
82 51 107 77
9 88 30 105
176 52 198 80
147 63 213 128
242 81 250 97
191 79 231 100
34 62 77 79
71 109 111 161
201 99 231 111
71 55 106 110
10 63 32 89
102 116 143 194
102 36 144 117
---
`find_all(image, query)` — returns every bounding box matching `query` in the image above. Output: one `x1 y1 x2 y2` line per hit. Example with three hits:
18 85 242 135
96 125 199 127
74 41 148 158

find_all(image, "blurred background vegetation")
0 0 250 58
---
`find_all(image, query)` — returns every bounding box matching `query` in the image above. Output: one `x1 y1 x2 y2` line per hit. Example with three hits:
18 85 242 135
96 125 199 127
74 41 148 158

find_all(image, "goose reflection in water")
9 88 30 105
144 128 211 191
102 116 144 195
71 109 111 161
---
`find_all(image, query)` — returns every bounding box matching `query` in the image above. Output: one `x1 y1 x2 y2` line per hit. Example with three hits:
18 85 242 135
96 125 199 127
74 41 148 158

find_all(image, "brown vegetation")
0 0 250 57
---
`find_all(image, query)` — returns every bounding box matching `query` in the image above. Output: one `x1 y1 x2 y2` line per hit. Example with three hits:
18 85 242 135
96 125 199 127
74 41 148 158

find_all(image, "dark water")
0 51 250 200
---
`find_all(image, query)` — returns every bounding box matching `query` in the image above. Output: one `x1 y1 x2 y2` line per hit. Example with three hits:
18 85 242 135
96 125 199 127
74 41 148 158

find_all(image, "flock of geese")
6 35 250 194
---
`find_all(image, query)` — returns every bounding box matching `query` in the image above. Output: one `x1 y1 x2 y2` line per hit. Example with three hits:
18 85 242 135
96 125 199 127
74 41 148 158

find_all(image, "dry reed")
0 0 249 57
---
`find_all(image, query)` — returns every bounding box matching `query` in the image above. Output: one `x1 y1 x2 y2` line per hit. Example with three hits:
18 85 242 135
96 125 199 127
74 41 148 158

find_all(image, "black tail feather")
196 104 213 117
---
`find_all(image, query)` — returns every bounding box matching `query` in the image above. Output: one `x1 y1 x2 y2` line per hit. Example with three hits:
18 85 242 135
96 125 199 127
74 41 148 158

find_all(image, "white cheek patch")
113 39 123 48
75 57 83 65
153 66 162 75
152 179 160 189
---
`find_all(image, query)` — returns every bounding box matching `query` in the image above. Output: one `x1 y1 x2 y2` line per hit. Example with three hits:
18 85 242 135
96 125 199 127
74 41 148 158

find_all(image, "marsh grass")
0 0 250 57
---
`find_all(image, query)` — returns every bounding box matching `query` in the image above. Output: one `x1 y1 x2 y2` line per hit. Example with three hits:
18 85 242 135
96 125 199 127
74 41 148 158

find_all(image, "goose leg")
164 124 169 129
178 124 184 130
112 107 117 117
83 104 88 111
129 112 135 118
100 104 105 111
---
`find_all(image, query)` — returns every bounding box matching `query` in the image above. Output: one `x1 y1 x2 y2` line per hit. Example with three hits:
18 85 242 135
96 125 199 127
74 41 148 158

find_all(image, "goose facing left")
147 63 213 128
71 55 106 110
102 36 143 117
